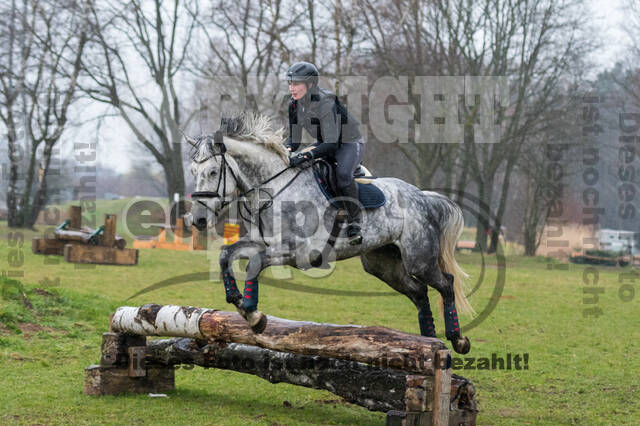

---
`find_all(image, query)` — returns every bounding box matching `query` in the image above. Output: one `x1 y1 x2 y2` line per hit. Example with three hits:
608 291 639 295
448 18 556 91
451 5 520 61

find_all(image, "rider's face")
289 81 308 100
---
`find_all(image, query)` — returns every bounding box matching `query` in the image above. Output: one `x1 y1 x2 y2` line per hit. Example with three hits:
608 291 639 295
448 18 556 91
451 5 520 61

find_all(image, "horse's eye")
210 169 217 177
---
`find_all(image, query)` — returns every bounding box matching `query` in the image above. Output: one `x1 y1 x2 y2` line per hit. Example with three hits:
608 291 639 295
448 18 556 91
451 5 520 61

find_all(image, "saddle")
312 159 386 209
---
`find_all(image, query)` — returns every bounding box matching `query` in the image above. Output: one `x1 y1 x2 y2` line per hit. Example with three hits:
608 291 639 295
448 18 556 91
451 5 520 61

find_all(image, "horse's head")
186 131 243 230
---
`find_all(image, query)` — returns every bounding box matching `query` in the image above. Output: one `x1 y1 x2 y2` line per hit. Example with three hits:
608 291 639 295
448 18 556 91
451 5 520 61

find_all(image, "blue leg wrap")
240 278 259 312
443 303 460 341
418 304 436 337
222 271 241 304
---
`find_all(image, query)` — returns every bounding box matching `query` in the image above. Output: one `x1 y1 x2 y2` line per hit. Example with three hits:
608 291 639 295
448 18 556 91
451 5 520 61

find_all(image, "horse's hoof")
452 336 471 354
247 310 267 334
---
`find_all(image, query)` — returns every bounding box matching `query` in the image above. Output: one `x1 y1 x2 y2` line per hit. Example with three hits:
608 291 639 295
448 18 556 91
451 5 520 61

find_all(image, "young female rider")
285 62 365 245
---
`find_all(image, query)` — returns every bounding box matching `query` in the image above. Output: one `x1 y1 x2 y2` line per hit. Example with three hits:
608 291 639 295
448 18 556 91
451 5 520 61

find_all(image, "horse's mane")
191 113 288 164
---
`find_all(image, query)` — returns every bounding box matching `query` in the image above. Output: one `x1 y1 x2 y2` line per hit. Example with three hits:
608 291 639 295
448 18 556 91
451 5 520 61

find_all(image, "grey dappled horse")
186 114 473 354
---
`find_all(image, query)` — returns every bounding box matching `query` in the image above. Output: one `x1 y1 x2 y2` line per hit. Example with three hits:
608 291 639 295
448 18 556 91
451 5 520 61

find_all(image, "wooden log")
111 304 446 375
64 244 138 266
33 237 66 255
103 214 117 248
175 217 184 240
32 237 89 255
192 226 204 250
53 228 93 243
69 205 82 229
100 332 146 366
84 365 174 396
52 227 126 249
143 337 477 422
433 350 452 426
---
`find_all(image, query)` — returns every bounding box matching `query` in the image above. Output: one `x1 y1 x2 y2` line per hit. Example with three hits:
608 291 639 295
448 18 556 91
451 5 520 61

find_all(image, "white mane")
224 113 289 164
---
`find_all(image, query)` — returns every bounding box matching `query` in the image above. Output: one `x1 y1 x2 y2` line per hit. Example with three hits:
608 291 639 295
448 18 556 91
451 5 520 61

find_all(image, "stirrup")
347 224 362 245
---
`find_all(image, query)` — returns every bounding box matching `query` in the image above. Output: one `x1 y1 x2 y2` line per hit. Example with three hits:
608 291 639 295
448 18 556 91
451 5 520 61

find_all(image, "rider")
285 61 365 245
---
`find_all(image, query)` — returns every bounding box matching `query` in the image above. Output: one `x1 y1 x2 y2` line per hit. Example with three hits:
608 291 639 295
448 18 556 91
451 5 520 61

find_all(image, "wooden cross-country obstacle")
32 205 138 266
84 304 478 425
132 217 206 251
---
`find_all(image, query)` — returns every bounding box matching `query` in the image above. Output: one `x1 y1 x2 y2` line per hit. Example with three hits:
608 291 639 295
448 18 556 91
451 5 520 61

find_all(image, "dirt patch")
33 288 56 297
497 408 522 417
314 399 351 407
16 323 67 339
0 322 11 334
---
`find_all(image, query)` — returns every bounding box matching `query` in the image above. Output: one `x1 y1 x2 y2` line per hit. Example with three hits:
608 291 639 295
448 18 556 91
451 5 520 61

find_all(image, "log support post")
69 205 82 229
103 214 117 248
84 332 174 395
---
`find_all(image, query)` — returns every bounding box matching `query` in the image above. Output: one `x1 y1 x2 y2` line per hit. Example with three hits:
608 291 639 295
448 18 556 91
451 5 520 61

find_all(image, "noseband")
190 131 242 215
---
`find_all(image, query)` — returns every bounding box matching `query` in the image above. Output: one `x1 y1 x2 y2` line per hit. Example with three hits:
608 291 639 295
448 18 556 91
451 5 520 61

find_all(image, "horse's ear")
214 130 223 144
183 133 198 147
213 131 226 153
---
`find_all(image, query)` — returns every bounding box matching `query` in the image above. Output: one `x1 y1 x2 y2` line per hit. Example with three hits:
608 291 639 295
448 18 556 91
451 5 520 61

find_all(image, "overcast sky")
89 0 629 175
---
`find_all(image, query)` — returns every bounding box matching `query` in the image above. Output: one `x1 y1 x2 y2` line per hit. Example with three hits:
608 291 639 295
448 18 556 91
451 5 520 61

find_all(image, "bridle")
190 130 307 243
190 131 243 213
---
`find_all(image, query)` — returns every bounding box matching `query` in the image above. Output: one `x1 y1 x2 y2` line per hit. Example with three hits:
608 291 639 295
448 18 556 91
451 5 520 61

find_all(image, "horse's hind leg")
414 267 471 354
361 245 437 338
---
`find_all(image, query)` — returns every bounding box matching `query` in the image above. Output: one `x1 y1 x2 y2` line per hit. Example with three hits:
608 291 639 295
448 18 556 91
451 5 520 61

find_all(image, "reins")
190 132 307 244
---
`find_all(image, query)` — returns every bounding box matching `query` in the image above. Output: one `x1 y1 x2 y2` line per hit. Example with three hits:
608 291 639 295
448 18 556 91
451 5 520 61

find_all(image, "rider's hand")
289 152 312 167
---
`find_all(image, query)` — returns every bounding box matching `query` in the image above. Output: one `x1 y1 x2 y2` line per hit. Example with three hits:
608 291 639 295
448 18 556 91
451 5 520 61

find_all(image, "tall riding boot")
339 181 363 245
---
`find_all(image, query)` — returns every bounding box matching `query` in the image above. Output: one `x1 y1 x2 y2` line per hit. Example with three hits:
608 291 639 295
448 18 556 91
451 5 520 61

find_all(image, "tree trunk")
148 337 409 412
474 177 492 251
25 141 55 228
17 145 38 226
523 225 538 256
455 148 470 209
6 109 21 227
488 161 515 254
162 150 185 199
111 304 447 376
144 337 478 418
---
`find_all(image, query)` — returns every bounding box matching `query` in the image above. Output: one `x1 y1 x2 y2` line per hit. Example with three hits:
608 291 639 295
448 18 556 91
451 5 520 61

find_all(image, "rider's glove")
289 152 313 167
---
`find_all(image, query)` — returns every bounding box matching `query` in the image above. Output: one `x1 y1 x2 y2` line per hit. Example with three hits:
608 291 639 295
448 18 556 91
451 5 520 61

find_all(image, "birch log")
111 304 446 375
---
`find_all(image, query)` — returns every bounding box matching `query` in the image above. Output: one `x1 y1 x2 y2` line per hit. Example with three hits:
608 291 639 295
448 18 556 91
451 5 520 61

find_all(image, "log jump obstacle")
84 304 478 425
132 217 206 251
32 205 138 265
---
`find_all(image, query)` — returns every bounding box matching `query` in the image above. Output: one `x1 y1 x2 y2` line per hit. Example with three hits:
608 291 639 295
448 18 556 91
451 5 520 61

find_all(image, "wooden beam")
143 337 478 421
433 350 452 426
69 205 82 229
175 217 184 240
111 304 446 375
84 365 174 396
32 237 67 255
64 244 138 266
103 214 117 248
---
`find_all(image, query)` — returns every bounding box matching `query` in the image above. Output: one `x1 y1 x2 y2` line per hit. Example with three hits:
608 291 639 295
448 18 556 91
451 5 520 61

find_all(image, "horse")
186 114 473 354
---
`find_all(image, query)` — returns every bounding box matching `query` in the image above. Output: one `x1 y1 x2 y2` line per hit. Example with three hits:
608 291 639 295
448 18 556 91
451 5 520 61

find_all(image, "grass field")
1 208 639 425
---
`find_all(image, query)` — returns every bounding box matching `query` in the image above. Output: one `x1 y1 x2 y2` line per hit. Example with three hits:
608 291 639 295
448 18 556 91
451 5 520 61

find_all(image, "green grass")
1 214 639 425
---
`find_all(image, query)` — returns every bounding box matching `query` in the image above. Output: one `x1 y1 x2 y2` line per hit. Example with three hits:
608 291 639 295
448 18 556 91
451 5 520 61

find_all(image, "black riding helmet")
286 62 319 86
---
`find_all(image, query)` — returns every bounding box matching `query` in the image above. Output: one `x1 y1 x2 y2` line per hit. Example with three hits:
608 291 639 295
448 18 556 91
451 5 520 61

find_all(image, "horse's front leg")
219 241 269 333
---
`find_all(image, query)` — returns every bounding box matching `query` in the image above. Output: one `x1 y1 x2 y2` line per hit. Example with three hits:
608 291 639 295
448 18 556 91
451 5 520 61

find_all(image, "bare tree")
360 0 592 252
79 0 200 199
616 0 640 107
0 0 88 228
191 0 302 125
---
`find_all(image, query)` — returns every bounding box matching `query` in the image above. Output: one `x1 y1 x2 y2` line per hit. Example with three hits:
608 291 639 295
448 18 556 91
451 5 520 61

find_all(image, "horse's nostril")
196 218 207 229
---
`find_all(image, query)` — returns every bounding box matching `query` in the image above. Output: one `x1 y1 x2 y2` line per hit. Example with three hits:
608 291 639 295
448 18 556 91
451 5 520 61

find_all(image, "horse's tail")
428 192 475 317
